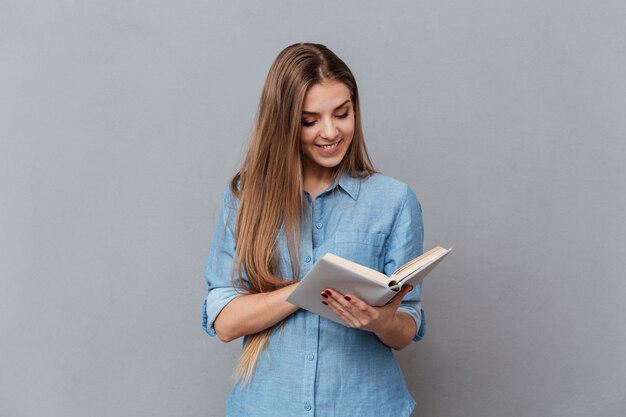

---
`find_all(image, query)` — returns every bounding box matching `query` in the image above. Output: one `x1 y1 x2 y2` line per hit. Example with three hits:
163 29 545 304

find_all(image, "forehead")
302 81 351 112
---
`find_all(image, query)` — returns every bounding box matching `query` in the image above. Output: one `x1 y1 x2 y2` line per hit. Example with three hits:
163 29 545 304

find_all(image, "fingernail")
321 300 328 305
325 290 332 296
320 291 328 298
344 295 351 301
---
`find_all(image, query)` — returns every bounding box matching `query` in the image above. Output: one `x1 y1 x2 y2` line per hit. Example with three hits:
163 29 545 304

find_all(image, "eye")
336 111 349 119
301 120 316 127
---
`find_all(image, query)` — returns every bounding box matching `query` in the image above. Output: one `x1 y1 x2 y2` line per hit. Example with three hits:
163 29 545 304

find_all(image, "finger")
325 288 355 314
322 289 360 327
323 297 359 327
342 294 375 320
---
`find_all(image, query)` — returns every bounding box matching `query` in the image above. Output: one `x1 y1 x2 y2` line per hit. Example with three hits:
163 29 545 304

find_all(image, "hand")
320 285 414 334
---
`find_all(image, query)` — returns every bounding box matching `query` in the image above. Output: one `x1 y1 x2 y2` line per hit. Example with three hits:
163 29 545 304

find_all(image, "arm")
202 187 300 342
375 311 417 350
382 184 426 344
214 283 299 343
321 184 426 349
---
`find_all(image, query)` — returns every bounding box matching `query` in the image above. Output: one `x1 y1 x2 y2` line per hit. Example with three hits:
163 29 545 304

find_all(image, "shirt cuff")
397 304 426 342
202 287 240 336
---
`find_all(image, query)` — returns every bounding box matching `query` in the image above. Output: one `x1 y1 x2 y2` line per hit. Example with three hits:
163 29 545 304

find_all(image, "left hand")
320 285 414 334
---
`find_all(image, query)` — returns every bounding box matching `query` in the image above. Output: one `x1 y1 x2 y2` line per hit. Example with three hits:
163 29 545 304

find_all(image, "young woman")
202 43 426 417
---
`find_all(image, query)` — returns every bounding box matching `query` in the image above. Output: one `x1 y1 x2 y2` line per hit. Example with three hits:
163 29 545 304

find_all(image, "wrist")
373 313 401 339
374 312 414 351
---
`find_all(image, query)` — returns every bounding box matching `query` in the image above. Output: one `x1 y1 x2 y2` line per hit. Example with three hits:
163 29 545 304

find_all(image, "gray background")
1 1 625 416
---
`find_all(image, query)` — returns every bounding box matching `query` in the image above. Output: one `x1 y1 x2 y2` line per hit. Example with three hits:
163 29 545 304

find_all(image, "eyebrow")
302 99 351 116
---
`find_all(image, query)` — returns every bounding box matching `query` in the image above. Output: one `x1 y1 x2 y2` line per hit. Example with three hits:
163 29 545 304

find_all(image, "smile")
316 139 342 150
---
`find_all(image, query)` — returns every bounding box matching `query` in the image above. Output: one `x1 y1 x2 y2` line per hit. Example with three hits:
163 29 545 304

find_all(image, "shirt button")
304 402 312 411
307 353 315 361
315 222 322 229
305 256 311 263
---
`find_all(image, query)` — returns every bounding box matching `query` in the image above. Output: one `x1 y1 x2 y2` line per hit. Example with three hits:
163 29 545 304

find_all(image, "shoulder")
358 172 421 208
220 182 240 211
213 184 240 231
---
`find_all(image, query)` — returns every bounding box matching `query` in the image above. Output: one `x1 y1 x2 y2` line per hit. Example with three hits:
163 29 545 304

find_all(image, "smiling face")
299 80 355 182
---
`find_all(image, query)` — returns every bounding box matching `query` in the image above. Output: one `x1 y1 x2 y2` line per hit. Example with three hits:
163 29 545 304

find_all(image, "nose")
319 117 338 140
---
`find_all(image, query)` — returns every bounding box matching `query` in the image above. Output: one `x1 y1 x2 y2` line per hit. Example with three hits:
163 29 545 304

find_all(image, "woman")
202 43 426 417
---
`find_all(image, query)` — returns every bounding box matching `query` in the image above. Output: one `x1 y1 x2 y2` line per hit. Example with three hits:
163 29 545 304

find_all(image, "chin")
318 154 347 169
302 144 351 174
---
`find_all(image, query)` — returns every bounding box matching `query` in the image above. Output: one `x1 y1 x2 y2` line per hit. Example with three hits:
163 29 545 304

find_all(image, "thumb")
387 284 413 307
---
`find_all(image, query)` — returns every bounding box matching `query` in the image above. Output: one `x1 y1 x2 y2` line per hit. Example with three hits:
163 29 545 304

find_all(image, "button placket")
312 198 323 250
302 194 314 273
300 195 321 415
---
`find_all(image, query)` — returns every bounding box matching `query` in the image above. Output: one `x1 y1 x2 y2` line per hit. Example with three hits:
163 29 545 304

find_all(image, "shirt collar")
333 172 361 201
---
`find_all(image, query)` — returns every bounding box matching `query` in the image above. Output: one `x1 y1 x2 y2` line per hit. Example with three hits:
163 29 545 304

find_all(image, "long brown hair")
230 43 376 384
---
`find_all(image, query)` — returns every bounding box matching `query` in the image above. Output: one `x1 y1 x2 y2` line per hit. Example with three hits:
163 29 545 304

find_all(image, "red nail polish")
320 292 328 299
321 300 328 305
325 290 332 296
344 295 351 301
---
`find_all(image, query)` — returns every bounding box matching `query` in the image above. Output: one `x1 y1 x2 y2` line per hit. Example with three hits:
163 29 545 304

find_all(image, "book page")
391 247 450 281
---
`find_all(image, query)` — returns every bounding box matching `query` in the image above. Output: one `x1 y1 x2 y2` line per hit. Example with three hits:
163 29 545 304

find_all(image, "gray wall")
2 1 625 416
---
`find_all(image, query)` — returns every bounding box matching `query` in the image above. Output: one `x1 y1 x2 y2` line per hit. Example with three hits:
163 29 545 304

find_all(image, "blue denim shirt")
202 172 426 417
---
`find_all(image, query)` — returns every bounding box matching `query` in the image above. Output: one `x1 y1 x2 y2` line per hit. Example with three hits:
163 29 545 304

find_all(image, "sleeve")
201 186 248 336
383 184 427 342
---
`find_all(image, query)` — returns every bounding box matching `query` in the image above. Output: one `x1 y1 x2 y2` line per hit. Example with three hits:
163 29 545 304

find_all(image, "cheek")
300 129 316 146
343 128 355 143
340 118 355 136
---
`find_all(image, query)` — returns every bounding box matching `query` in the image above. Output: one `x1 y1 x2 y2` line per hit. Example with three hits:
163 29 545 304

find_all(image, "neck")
302 163 336 200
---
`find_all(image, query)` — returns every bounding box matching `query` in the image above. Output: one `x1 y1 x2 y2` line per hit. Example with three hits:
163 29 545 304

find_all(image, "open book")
287 246 452 325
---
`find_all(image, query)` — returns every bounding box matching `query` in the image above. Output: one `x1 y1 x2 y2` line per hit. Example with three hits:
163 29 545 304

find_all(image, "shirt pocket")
333 232 386 272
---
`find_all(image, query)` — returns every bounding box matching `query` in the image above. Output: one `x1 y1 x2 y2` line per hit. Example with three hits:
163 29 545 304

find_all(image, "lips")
315 139 342 149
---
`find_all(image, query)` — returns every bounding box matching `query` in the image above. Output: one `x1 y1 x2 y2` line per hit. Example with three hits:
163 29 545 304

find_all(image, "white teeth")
320 142 339 149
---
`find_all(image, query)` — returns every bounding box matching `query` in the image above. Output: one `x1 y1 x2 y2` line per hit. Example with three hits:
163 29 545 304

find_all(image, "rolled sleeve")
397 288 427 341
203 288 240 337
201 187 247 336
383 185 426 341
